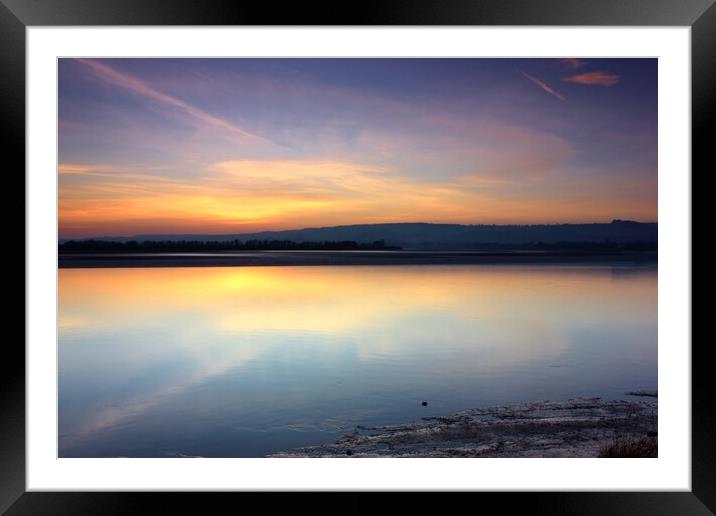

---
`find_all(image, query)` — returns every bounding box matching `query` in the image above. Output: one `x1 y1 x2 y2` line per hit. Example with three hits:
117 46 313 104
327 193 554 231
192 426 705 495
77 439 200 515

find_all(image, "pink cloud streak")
76 59 276 145
520 71 566 101
563 71 620 86
561 58 586 69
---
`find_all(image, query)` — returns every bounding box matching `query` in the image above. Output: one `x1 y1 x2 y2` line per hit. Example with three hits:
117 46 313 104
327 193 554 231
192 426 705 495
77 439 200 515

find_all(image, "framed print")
4 0 710 513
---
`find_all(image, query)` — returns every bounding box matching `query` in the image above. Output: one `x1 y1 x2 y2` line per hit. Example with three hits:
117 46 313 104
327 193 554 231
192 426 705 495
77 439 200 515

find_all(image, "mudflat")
58 250 658 268
268 397 658 458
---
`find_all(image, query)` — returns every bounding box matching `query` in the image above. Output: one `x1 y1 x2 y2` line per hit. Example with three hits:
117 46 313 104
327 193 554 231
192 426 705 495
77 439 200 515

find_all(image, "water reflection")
59 265 657 457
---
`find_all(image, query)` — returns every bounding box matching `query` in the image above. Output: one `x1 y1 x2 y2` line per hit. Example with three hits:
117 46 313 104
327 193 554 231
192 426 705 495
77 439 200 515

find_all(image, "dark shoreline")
58 250 658 269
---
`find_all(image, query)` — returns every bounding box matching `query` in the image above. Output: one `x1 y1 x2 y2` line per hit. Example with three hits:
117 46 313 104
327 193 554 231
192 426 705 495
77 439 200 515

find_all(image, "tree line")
58 239 400 253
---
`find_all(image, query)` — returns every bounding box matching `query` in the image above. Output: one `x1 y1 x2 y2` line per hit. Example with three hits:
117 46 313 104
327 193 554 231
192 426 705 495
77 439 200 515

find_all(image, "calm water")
59 264 657 457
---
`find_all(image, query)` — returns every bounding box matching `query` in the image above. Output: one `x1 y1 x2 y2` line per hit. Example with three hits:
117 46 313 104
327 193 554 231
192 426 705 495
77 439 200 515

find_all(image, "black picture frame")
3 0 709 513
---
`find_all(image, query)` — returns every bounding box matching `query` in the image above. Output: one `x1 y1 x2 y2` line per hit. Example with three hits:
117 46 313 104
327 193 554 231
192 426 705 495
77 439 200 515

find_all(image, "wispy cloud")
563 71 620 87
76 59 277 145
562 58 586 69
59 162 171 175
520 71 566 101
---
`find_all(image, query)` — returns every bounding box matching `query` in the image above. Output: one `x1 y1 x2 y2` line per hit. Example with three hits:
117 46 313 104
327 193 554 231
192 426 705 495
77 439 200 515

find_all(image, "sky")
58 58 657 238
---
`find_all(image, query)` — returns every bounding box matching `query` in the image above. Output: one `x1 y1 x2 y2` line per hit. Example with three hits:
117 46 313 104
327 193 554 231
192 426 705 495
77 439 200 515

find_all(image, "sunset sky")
58 58 657 238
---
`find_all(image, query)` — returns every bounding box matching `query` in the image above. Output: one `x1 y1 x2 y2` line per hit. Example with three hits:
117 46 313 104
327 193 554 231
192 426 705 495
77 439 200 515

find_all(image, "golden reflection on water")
59 265 656 333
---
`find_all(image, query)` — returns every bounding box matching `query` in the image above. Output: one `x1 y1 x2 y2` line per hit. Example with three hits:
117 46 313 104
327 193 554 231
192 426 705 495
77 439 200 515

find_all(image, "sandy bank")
267 397 657 458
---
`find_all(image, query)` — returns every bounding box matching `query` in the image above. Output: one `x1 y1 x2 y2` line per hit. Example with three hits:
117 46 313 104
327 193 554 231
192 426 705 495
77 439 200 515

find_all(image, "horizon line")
59 219 658 241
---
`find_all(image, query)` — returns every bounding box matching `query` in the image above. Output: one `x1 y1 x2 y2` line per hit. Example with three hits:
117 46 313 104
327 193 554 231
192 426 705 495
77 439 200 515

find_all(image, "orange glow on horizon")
58 158 657 238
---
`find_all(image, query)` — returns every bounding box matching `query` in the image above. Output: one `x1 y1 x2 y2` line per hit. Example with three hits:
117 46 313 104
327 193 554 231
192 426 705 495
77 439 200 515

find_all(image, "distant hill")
64 220 657 249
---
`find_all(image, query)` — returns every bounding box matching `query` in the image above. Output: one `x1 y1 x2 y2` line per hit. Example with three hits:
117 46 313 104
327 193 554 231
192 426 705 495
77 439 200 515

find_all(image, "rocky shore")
267 397 657 458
